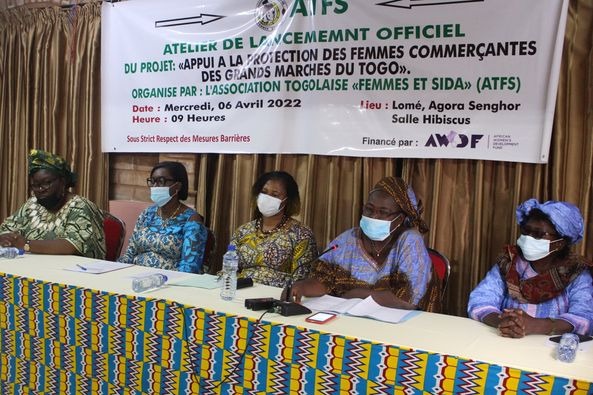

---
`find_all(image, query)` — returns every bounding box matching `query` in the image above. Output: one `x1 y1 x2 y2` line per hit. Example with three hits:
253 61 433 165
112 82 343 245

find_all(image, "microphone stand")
275 245 339 316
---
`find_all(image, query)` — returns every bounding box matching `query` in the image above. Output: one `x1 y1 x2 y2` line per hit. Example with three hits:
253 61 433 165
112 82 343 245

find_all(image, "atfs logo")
425 131 484 148
255 0 288 31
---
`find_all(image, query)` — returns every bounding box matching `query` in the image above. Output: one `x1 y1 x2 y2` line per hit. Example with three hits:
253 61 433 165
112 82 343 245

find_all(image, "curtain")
0 3 106 219
1 0 591 317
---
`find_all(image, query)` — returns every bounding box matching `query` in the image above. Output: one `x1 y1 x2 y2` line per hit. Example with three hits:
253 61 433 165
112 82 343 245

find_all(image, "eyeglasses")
362 204 401 220
30 178 58 191
520 225 558 240
146 177 176 187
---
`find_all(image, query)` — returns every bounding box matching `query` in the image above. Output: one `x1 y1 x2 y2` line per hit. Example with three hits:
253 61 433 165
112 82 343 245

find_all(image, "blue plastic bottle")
0 247 24 259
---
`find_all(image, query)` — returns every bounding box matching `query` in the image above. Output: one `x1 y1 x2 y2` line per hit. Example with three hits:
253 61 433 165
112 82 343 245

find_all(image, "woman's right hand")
284 278 327 303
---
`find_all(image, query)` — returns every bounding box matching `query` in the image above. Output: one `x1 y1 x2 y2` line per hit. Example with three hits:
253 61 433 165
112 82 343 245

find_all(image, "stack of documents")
302 294 419 324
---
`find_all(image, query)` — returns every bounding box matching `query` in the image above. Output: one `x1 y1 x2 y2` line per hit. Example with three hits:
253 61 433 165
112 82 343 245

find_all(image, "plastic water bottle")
0 247 24 259
557 333 579 363
220 245 239 301
131 273 168 293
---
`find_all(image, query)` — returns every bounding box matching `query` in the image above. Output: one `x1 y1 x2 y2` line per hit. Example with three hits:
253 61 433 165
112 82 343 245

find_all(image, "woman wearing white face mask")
118 162 208 273
230 171 318 287
288 177 441 312
468 199 593 338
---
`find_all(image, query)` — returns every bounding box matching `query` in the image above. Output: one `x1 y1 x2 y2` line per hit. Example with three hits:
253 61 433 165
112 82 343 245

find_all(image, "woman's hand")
284 279 327 303
498 309 526 338
0 232 25 248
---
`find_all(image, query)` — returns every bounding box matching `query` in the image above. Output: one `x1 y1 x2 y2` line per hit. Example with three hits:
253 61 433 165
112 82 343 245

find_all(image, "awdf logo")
425 132 484 148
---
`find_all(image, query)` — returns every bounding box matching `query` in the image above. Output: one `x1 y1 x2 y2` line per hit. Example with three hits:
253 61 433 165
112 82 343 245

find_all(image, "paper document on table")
345 296 419 324
302 295 418 324
302 294 363 314
64 261 132 274
168 274 220 289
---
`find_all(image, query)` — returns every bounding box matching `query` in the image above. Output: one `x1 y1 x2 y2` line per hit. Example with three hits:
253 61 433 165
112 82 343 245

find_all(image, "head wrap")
28 149 77 188
371 176 429 233
516 198 584 244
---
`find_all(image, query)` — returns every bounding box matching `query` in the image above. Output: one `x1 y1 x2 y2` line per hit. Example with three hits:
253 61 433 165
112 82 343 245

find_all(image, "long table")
0 255 592 394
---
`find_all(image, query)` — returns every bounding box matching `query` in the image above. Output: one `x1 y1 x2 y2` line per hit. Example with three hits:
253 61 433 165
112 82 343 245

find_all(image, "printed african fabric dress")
0 195 106 259
468 249 593 335
230 217 318 287
119 205 207 273
310 227 441 312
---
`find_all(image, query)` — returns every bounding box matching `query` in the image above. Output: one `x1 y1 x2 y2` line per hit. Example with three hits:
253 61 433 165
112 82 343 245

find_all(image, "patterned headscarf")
371 177 429 234
28 149 77 188
516 198 584 244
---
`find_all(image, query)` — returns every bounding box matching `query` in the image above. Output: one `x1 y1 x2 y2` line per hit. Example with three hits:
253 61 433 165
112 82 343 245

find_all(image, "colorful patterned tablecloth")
1 273 591 394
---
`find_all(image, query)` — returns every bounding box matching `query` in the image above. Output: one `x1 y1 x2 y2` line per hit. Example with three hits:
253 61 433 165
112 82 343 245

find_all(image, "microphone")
282 244 339 302
243 244 339 316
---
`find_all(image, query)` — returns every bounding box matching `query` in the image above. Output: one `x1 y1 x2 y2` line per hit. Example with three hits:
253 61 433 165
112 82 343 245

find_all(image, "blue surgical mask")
516 234 561 261
359 214 401 241
150 187 173 207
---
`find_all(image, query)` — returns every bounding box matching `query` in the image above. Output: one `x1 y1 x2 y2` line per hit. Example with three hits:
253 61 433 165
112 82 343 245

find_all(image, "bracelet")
549 318 557 335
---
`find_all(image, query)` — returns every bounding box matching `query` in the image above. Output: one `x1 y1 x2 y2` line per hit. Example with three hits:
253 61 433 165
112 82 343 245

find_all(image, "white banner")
101 0 568 163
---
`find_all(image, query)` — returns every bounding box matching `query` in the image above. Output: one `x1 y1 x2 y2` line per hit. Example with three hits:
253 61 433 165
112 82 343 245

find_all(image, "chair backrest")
427 248 451 300
108 200 152 254
103 212 126 261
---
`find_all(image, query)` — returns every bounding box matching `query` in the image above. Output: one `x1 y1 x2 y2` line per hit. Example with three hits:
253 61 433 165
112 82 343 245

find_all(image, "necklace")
368 233 395 257
370 240 390 257
158 203 182 227
257 215 289 236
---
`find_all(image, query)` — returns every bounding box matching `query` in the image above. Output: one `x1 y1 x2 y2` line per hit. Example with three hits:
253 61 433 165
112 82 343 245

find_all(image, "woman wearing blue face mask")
288 176 441 312
468 199 593 338
230 171 318 287
118 161 208 273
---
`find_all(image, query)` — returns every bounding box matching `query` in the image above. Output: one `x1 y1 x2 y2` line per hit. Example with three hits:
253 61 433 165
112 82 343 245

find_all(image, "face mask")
257 193 285 217
150 187 173 207
516 234 561 261
359 214 401 241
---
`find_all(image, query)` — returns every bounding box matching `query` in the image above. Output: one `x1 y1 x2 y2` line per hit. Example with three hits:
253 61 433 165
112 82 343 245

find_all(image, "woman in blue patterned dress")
118 162 208 273
288 177 441 312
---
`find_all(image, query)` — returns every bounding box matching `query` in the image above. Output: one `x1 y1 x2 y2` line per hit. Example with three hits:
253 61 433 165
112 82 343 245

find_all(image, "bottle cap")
161 274 168 282
227 244 236 251
18 249 25 255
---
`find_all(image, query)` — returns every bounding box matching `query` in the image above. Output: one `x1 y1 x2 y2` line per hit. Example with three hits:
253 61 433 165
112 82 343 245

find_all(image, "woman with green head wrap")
0 149 106 259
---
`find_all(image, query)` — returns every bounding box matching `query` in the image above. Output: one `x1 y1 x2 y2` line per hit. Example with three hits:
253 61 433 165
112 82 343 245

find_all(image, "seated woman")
288 176 441 312
468 199 593 337
118 161 208 273
230 171 318 287
0 149 105 258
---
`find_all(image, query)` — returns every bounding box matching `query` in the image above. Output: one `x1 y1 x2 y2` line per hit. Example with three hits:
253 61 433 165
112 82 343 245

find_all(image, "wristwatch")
23 241 31 253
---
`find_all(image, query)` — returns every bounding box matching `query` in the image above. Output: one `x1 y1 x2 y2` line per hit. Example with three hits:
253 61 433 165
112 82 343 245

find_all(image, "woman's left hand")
0 232 25 249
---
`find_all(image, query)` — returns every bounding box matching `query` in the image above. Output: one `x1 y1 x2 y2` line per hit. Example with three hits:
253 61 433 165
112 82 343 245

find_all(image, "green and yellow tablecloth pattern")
0 274 591 394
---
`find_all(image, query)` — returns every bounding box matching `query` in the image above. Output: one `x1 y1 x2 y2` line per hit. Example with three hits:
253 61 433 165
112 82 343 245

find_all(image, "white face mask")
257 193 285 217
516 234 562 261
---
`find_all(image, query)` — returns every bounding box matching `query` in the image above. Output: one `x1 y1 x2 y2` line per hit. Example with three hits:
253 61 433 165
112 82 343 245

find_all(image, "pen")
76 264 88 271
